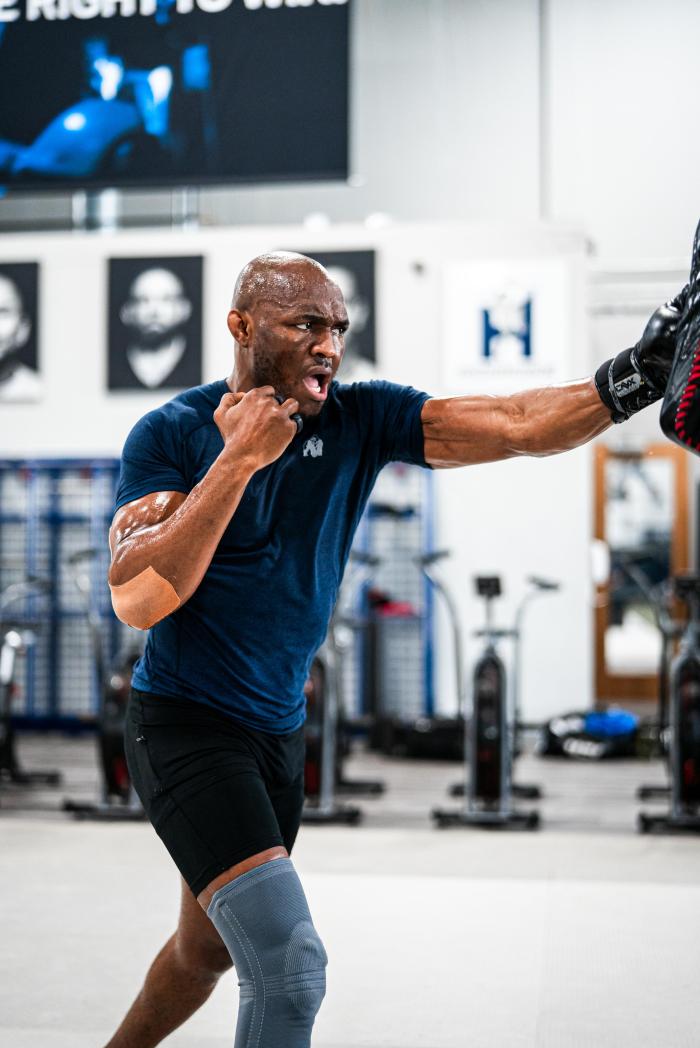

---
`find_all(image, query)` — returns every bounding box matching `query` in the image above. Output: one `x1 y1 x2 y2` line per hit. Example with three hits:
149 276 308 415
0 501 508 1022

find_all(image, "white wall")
548 0 700 259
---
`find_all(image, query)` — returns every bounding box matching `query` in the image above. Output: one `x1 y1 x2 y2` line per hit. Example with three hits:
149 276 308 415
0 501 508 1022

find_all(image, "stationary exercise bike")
433 576 548 829
639 574 700 833
623 566 684 801
63 549 145 821
303 551 384 825
0 576 61 792
419 555 558 805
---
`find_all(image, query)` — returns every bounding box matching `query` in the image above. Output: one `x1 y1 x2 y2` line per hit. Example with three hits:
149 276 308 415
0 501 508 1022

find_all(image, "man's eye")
295 322 312 331
333 326 347 336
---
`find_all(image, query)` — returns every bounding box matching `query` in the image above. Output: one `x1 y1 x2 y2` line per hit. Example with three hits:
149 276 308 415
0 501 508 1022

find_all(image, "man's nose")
312 328 339 361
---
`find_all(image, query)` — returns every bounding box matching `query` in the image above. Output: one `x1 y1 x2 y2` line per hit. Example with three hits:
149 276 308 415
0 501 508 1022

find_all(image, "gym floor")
2 735 699 1048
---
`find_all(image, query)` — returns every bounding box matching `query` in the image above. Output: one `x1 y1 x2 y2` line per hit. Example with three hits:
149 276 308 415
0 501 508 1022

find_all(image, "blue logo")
482 290 532 362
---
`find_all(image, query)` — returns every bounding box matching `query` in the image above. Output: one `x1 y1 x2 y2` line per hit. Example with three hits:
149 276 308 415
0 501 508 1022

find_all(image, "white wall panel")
548 0 700 259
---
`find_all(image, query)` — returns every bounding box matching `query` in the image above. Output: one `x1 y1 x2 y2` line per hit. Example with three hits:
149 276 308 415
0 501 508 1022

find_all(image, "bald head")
231 252 334 312
226 251 349 418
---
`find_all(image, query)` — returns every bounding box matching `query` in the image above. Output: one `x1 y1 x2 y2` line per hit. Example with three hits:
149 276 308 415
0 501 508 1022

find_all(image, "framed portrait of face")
108 256 203 391
0 261 41 403
293 249 377 383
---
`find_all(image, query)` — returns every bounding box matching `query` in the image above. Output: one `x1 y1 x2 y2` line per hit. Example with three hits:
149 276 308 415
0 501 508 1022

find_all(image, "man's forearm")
422 379 611 467
508 378 612 456
109 450 254 626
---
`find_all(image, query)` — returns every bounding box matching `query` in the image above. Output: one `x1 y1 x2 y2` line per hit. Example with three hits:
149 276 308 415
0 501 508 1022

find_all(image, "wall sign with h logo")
441 257 571 395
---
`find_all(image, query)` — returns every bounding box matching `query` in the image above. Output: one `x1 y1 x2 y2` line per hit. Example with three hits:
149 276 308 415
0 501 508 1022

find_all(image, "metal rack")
0 459 121 728
342 463 435 725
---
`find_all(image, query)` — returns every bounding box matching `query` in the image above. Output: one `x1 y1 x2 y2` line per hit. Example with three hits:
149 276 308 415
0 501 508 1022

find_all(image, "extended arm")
422 378 609 467
109 387 299 630
423 289 688 468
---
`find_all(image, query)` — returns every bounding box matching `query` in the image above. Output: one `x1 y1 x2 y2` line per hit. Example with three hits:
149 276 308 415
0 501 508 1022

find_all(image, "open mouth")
302 368 331 401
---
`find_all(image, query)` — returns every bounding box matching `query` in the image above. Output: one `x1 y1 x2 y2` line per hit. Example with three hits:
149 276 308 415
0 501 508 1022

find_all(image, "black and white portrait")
108 256 203 391
0 262 41 403
298 250 376 382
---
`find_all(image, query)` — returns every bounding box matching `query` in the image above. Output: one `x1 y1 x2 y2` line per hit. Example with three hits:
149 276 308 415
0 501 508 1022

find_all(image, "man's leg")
201 847 327 1048
104 874 234 1048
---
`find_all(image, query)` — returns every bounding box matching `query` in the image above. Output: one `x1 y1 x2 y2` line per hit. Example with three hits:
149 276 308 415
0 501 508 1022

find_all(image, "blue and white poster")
441 258 572 394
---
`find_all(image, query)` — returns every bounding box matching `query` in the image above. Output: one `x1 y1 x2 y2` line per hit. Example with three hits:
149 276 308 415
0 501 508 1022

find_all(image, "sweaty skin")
422 378 611 466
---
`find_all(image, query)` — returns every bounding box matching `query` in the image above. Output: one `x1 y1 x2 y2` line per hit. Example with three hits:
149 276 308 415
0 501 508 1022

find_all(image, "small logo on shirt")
303 436 323 458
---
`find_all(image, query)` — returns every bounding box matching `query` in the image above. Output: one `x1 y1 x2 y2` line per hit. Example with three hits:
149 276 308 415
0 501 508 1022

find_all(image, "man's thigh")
125 691 305 897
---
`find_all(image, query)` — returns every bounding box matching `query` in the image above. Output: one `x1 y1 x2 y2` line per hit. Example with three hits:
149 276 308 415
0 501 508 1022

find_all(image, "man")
105 251 684 1048
115 266 194 390
0 272 41 402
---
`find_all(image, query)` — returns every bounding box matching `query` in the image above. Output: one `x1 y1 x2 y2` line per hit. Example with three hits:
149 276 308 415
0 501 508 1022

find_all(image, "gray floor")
2 734 700 1047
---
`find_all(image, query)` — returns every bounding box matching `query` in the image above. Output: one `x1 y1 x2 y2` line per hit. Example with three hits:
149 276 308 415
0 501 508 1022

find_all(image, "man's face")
234 267 349 418
120 268 192 350
0 276 30 359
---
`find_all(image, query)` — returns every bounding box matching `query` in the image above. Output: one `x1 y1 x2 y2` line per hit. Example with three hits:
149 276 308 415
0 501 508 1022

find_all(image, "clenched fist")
214 386 301 472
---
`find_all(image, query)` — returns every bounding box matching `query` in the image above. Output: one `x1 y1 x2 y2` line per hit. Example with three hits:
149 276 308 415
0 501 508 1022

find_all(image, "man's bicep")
420 396 519 467
109 490 188 555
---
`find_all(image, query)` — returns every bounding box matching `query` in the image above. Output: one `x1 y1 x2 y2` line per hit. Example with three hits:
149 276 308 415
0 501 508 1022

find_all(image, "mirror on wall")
594 444 688 703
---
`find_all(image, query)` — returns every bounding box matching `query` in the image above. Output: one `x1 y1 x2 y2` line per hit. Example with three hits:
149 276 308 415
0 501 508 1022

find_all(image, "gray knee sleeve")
207 858 327 1048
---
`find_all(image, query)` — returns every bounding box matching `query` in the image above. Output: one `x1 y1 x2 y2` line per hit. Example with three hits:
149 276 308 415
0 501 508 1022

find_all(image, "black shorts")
124 689 306 897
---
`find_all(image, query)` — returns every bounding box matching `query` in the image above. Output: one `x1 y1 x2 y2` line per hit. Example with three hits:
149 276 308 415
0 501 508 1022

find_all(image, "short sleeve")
115 411 190 510
363 381 432 468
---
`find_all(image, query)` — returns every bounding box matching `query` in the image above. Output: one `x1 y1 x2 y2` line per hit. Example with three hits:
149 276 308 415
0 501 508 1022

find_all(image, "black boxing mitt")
595 288 688 423
660 219 700 453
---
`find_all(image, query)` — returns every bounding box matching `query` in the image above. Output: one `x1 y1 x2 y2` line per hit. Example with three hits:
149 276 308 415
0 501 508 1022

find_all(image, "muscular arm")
421 377 611 468
108 452 255 630
109 386 300 630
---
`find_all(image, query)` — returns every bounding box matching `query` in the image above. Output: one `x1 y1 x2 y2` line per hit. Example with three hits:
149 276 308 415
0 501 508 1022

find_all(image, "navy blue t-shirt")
115 379 431 733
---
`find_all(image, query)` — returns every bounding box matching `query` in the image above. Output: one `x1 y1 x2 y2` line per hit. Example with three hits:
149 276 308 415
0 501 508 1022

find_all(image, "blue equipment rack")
0 459 121 729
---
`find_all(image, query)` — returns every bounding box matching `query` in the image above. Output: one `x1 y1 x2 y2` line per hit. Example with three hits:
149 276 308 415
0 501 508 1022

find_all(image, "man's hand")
214 387 301 472
595 287 689 422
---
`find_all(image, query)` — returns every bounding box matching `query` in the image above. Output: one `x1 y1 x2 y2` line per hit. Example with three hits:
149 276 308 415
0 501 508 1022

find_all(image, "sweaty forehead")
253 266 346 318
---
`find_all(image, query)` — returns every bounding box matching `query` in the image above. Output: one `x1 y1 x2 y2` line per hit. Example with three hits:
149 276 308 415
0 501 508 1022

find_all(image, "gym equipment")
0 459 122 728
639 574 700 833
616 564 684 800
418 557 558 798
433 576 540 830
63 549 145 821
661 218 700 454
393 551 467 759
0 576 61 790
540 708 639 759
302 551 382 825
449 574 560 800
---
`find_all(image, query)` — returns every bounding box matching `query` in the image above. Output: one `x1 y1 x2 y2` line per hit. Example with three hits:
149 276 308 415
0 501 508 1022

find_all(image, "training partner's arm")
109 388 299 630
422 289 688 468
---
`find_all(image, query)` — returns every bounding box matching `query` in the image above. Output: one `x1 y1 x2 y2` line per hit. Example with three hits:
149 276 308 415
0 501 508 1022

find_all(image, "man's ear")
228 309 251 345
